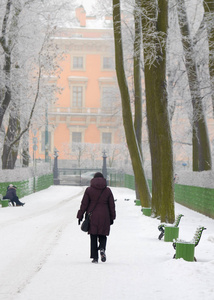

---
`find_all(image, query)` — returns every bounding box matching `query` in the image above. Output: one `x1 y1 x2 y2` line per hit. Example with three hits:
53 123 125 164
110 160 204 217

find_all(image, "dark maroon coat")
77 177 116 236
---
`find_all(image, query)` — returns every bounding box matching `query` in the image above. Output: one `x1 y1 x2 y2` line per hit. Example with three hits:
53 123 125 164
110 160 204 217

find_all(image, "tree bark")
134 1 143 154
22 130 30 167
2 111 21 169
134 0 143 200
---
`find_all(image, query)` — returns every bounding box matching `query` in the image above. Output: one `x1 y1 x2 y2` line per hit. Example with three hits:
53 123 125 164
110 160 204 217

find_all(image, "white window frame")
68 77 88 109
71 54 86 71
101 131 112 144
102 56 114 70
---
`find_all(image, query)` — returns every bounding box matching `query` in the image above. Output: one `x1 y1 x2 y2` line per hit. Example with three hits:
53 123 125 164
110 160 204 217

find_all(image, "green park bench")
172 226 207 261
0 194 11 207
158 214 184 240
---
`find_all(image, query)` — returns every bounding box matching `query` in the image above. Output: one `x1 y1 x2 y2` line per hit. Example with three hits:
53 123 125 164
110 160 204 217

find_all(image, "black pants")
90 234 107 259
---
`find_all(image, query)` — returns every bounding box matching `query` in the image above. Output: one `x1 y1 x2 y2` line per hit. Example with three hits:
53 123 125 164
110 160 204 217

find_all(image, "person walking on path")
3 184 25 206
77 172 116 263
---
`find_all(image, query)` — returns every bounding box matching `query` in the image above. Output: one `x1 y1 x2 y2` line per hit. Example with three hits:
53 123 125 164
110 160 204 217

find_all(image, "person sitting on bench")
3 184 25 206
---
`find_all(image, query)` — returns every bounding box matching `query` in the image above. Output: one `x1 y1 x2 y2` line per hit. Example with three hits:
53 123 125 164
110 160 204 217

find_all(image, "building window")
72 132 82 151
102 132 112 144
73 86 83 107
72 132 82 143
103 57 113 69
41 132 51 151
73 56 83 69
102 87 114 108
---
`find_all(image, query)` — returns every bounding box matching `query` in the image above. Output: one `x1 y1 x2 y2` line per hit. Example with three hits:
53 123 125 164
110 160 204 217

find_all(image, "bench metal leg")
158 232 164 240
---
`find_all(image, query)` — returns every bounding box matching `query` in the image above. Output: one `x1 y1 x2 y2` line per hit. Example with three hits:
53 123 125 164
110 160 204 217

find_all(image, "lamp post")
102 150 107 180
53 148 60 185
45 104 49 162
32 130 37 192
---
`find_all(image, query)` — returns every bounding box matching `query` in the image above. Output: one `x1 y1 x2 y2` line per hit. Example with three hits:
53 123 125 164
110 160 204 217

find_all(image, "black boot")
16 202 25 206
100 249 106 262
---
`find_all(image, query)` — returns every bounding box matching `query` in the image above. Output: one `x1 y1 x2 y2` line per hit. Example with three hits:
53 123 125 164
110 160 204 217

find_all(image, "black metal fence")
58 168 137 189
58 168 102 186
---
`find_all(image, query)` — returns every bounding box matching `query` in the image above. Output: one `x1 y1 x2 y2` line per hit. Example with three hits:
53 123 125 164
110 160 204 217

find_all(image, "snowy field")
0 185 214 300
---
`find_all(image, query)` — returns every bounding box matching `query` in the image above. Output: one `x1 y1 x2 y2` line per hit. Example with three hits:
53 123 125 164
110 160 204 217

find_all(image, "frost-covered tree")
203 0 214 118
139 0 174 222
113 0 151 208
0 0 75 169
176 0 212 171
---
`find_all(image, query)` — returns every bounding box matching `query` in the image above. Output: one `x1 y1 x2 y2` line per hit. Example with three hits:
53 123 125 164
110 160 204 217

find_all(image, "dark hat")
93 172 104 178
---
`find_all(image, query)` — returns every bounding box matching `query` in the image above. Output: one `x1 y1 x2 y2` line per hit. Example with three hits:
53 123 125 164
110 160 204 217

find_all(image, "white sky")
78 0 97 14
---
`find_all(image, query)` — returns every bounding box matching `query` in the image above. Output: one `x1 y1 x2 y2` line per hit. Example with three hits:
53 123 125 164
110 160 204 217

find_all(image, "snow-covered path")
0 186 84 299
0 186 214 300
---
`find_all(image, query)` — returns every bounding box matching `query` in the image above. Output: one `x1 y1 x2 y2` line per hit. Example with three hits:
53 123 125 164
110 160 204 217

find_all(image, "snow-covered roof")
52 37 113 41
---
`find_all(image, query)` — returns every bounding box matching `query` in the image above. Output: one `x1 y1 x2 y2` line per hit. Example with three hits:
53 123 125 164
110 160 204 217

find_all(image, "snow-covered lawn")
0 186 214 300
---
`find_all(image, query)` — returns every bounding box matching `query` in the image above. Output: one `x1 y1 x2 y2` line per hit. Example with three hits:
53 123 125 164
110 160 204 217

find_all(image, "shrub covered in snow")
176 171 214 189
0 163 52 183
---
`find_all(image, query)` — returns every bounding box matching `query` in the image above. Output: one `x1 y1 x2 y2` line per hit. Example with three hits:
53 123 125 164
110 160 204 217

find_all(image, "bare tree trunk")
113 0 151 207
177 0 212 171
0 0 12 129
134 0 143 200
134 1 143 153
141 0 175 222
22 130 30 167
2 111 21 169
203 0 214 118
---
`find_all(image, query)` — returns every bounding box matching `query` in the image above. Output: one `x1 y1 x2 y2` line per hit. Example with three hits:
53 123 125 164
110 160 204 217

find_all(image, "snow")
145 169 214 189
175 171 214 188
0 185 214 300
80 0 97 15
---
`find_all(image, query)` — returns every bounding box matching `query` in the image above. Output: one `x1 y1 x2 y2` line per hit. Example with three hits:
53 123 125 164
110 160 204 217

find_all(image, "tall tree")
0 0 71 169
2 105 21 169
113 0 151 208
176 0 212 171
134 0 143 152
134 0 144 200
140 0 175 222
203 0 214 118
1 0 22 169
0 0 13 129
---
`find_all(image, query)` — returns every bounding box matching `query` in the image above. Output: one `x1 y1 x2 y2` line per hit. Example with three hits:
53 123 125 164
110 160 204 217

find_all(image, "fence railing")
174 184 214 219
49 107 115 115
0 174 53 199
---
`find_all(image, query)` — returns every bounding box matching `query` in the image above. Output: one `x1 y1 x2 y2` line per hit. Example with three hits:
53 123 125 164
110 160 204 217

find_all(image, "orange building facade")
30 5 214 171
32 6 123 168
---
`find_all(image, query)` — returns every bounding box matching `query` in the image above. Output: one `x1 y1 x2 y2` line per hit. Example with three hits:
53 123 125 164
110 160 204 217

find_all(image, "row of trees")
109 0 213 222
0 0 74 169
